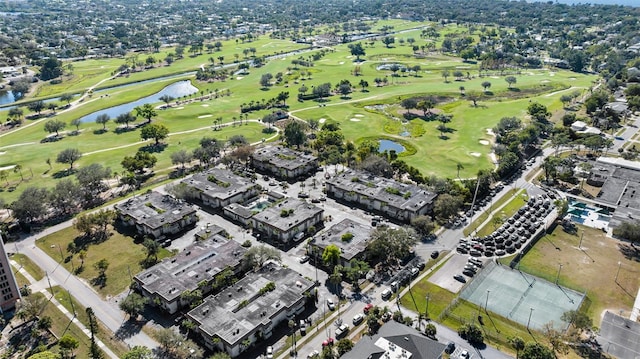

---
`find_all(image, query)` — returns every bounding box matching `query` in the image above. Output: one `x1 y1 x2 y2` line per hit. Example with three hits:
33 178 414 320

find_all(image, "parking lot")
428 254 469 293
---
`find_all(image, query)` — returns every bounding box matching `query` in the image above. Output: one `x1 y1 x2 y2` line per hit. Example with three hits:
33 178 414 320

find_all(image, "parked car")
363 303 374 314
300 320 307 335
410 267 419 277
430 250 440 259
326 298 336 310
445 342 456 354
381 288 392 300
454 274 466 283
266 346 274 359
460 349 470 359
307 350 320 358
299 255 310 263
352 313 365 325
335 324 349 338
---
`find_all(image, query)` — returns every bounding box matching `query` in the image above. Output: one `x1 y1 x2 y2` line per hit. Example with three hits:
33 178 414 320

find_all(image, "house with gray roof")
251 145 318 180
115 191 198 239
182 168 260 210
251 198 323 243
134 229 246 314
187 264 315 358
309 218 373 267
326 169 437 223
341 321 446 359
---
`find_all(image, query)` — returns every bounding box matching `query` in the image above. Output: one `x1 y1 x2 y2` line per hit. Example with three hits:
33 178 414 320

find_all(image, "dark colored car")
430 250 440 259
445 342 456 354
454 274 466 283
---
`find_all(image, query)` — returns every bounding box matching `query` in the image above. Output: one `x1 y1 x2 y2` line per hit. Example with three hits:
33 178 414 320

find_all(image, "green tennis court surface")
460 261 584 330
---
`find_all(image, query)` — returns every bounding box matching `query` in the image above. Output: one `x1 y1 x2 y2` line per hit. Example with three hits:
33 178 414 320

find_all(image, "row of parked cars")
454 257 484 283
457 196 554 258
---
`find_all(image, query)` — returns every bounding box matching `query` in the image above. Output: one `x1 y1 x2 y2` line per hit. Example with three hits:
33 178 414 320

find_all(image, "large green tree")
367 226 417 265
119 292 148 320
140 123 169 145
56 148 82 171
284 121 306 148
134 103 158 123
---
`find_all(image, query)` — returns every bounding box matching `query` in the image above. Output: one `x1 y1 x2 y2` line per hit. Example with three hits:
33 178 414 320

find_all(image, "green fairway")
0 21 597 204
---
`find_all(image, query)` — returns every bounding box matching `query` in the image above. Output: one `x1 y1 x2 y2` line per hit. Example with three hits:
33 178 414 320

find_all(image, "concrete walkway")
9 260 118 359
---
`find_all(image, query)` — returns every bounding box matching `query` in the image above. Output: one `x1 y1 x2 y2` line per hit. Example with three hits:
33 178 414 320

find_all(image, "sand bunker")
198 115 213 119
540 80 551 83
176 107 185 110
201 104 209 107
350 118 361 122
0 151 6 155
486 129 495 136
569 77 576 80
236 76 244 80
319 118 327 123
479 140 490 145
549 73 556 77
470 152 482 157
339 61 345 65
354 114 364 118
491 76 500 79
0 165 16 171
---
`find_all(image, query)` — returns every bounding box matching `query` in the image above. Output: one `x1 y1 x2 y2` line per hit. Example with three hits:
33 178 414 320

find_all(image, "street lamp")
579 230 584 249
555 263 563 285
527 307 534 329
425 294 430 321
615 261 622 283
485 290 490 312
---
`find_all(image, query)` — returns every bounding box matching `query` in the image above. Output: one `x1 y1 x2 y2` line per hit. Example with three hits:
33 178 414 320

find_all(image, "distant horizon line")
523 0 639 7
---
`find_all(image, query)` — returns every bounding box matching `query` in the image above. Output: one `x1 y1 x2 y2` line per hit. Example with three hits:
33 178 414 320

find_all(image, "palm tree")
456 163 463 178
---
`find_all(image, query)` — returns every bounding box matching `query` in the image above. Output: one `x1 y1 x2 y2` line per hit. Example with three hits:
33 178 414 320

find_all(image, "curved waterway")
77 80 198 123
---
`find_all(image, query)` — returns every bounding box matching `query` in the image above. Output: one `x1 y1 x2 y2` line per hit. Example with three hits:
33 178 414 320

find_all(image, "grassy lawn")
32 292 96 359
463 188 526 237
10 264 30 288
511 225 639 324
473 192 529 238
0 20 597 204
35 225 173 297
399 255 457 320
51 285 130 357
11 253 45 281
440 298 549 355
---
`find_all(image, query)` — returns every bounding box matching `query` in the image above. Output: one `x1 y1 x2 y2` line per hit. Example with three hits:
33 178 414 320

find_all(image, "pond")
77 80 198 123
0 89 19 106
378 139 405 153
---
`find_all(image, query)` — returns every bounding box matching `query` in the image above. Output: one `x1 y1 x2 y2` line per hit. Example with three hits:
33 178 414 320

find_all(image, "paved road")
12 221 159 350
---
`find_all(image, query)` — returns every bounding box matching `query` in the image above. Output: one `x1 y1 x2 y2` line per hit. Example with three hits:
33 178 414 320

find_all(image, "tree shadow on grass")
40 135 63 143
91 274 107 289
139 143 168 153
93 129 108 135
114 126 136 134
618 243 640 262
52 169 75 179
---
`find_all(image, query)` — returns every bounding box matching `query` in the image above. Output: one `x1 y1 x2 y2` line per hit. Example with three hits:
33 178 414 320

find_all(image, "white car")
459 349 470 359
326 298 336 310
266 346 274 359
307 350 320 358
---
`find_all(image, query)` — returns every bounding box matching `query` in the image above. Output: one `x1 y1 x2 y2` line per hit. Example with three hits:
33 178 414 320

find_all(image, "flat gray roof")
327 169 437 211
252 198 323 232
134 236 246 302
188 264 315 346
311 219 373 261
182 168 258 201
595 163 640 214
251 145 317 171
115 191 197 230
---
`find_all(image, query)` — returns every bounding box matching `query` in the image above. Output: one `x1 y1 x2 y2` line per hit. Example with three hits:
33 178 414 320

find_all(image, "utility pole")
527 307 534 330
555 263 563 285
485 290 490 312
615 261 622 283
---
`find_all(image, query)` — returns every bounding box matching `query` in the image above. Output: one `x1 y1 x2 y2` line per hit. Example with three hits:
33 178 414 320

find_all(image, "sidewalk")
10 260 119 359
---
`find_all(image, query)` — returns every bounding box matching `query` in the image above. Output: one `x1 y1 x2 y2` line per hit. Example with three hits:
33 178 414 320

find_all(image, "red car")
363 303 374 314
322 338 334 347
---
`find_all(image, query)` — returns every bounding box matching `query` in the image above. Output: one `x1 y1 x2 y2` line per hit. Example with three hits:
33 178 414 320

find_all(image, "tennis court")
459 261 584 330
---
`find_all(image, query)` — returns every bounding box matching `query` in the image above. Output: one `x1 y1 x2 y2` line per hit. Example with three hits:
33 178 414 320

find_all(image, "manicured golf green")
0 21 597 204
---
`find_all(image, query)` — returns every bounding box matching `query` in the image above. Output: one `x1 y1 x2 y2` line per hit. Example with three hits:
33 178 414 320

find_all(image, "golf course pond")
77 80 198 123
378 139 405 153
